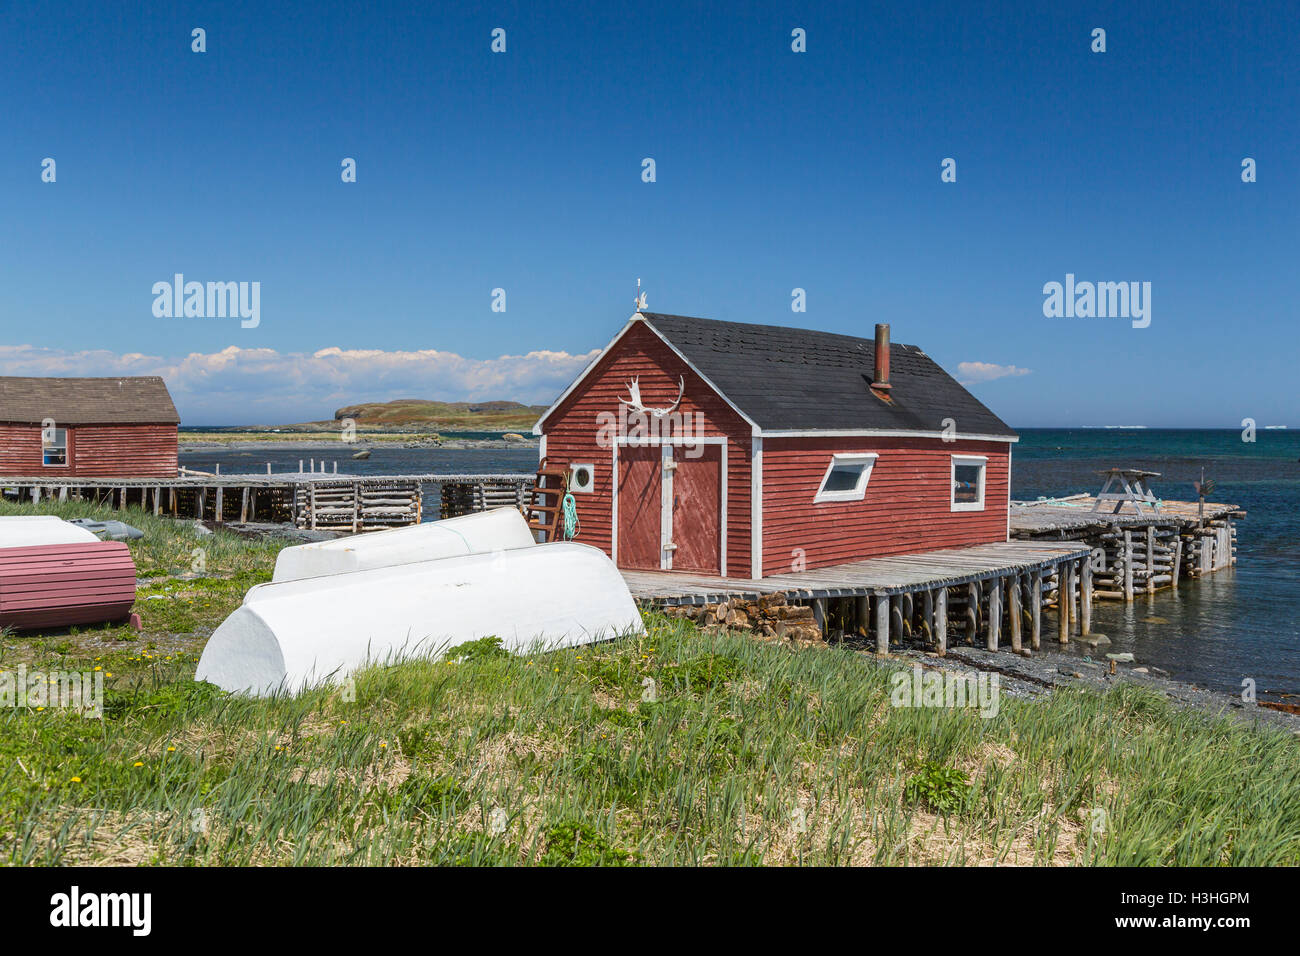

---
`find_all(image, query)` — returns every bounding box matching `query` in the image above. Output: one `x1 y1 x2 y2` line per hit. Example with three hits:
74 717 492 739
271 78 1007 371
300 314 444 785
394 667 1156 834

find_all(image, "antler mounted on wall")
619 376 684 418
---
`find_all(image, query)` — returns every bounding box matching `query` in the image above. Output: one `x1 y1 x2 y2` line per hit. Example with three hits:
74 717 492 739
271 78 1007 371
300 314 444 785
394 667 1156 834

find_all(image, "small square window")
42 427 68 467
951 455 987 511
814 453 878 503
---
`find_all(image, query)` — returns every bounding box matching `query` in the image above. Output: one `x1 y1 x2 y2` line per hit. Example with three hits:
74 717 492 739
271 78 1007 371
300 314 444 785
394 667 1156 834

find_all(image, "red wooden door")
617 445 663 570
671 445 722 574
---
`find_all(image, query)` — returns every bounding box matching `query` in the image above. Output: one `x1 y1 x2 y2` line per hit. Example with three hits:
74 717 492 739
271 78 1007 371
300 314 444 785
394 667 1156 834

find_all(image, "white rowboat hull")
0 516 101 548
197 541 643 696
269 507 536 585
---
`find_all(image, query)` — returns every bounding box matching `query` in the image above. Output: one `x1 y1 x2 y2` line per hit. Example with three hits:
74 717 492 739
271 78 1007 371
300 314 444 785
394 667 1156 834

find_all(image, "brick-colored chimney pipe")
872 323 891 392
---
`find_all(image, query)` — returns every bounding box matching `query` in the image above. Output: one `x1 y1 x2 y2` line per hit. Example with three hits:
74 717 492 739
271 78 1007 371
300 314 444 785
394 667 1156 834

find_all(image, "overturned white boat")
196 541 643 696
270 507 537 584
0 516 101 548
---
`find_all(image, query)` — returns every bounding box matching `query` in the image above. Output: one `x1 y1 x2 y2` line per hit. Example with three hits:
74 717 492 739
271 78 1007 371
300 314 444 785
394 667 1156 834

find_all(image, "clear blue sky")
1 0 1295 425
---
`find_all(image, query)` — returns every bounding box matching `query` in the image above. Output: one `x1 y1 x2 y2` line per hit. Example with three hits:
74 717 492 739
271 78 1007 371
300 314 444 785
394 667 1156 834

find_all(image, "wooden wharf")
1010 496 1242 600
623 540 1093 655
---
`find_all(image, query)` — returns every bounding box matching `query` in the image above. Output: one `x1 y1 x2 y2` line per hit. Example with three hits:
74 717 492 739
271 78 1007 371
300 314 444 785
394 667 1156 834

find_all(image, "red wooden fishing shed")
0 376 180 478
533 312 1018 579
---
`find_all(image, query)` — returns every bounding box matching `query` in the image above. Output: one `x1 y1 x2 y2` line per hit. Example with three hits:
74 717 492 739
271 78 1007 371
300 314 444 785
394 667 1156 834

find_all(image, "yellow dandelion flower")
133 761 144 768
167 746 176 752
70 777 81 784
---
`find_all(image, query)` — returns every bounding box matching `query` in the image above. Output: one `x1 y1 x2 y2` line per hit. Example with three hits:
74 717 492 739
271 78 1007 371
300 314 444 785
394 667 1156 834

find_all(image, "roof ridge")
638 312 921 352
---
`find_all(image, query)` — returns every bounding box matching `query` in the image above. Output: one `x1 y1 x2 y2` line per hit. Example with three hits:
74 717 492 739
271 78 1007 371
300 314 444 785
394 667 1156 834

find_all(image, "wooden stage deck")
623 540 1091 605
1010 496 1241 598
623 540 1094 656
1009 495 1244 534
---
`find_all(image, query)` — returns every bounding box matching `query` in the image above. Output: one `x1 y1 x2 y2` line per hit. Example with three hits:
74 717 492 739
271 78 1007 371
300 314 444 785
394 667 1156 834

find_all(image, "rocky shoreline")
887 642 1300 733
659 596 1300 734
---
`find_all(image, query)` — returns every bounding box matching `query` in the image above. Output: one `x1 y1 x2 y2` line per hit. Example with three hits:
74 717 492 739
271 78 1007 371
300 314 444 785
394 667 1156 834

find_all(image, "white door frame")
613 436 728 575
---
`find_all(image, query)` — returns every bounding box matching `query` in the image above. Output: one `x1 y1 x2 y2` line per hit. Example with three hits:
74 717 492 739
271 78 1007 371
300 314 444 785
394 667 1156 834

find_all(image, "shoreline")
885 641 1300 735
180 438 539 452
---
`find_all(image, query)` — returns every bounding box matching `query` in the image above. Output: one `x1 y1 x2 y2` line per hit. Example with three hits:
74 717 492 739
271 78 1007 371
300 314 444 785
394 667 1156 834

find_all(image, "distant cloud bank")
0 344 599 425
956 362 1032 386
0 344 1028 423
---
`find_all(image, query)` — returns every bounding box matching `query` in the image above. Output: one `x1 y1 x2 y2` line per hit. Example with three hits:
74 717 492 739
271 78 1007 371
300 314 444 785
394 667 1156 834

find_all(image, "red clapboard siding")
0 541 137 629
540 322 756 576
0 423 178 478
761 437 1011 574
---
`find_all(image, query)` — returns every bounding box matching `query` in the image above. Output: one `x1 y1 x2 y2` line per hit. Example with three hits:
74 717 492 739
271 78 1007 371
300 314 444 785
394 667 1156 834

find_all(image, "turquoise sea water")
1012 428 1299 698
182 428 1299 696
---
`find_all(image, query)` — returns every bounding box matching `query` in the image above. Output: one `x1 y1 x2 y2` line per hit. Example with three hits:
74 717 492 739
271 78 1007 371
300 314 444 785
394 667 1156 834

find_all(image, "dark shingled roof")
0 377 181 425
639 313 1017 438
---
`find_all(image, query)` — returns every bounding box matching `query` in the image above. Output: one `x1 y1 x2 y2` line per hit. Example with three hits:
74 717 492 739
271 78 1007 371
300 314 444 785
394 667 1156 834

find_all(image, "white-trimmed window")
814 453 878 503
42 427 68 467
951 455 987 511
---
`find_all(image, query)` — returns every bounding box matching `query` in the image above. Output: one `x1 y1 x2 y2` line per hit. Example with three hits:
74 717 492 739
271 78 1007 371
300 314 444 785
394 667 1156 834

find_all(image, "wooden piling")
1057 565 1070 643
965 582 979 644
1009 573 1022 652
935 587 947 656
1080 558 1092 636
1030 570 1042 650
875 594 889 655
854 596 869 638
1123 530 1134 601
1146 527 1156 594
987 577 1001 651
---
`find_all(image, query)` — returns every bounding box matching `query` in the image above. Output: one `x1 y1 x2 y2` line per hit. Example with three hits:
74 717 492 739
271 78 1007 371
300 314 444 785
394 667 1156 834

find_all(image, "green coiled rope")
562 492 580 540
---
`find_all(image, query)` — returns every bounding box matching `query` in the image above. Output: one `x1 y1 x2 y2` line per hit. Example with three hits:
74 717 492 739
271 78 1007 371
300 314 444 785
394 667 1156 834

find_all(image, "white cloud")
0 344 599 424
956 361 1032 386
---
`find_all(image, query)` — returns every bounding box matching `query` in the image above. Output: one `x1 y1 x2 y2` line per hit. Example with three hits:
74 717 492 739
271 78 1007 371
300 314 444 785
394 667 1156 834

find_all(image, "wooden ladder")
524 458 568 542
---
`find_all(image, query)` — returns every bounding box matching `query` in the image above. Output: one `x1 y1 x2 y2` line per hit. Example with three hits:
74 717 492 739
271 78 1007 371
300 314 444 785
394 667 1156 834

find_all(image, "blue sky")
1 0 1295 425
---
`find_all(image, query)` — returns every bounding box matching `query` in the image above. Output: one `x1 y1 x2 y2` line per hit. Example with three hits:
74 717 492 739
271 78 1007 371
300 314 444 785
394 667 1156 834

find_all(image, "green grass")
0 497 280 581
1 500 1297 866
0 498 278 664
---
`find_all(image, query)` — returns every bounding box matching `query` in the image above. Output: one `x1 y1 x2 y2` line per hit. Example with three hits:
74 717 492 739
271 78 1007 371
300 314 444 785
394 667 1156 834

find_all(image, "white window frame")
951 454 987 512
568 462 596 493
814 453 878 503
42 427 69 468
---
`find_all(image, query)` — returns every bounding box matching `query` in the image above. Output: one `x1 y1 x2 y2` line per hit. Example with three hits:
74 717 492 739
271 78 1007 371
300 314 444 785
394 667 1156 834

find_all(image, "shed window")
814 453 878 503
951 455 987 511
42 427 68 467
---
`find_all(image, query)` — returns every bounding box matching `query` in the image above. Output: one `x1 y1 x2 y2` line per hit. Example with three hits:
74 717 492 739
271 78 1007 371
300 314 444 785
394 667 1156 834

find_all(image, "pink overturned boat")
0 518 138 630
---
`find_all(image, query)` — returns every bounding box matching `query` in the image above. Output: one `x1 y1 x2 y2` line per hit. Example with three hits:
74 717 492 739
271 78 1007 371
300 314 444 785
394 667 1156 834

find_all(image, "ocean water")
1013 429 1299 698
181 428 1299 696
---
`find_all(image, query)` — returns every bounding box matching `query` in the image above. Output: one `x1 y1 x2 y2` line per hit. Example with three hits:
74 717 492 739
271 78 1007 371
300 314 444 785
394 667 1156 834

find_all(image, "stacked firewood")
658 592 823 642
